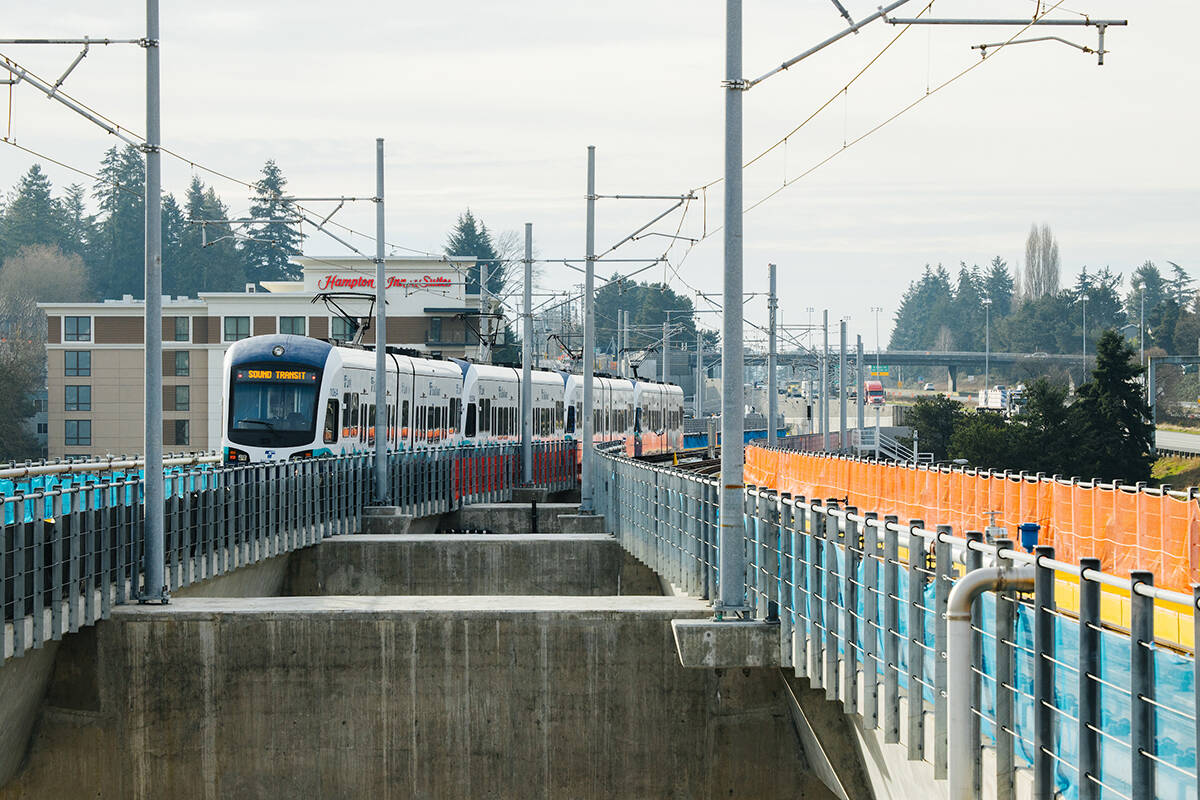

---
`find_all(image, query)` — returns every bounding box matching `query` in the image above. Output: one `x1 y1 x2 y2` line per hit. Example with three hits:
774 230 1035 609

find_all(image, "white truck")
977 385 1025 415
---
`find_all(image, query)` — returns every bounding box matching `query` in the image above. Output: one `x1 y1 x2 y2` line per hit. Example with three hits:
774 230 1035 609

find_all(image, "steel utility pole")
522 223 533 484
662 320 669 382
141 0 165 603
580 146 597 513
839 319 847 451
767 263 778 446
856 335 865 434
695 326 703 416
373 139 387 503
479 259 490 362
821 310 829 451
717 0 746 615
983 297 992 390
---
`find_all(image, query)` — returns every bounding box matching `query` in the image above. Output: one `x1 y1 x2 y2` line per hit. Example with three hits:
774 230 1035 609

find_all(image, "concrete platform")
441 502 601 534
1 596 833 800
285 533 659 596
672 619 782 668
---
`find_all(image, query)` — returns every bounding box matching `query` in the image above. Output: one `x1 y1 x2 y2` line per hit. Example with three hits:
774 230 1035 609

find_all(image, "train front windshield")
228 365 321 447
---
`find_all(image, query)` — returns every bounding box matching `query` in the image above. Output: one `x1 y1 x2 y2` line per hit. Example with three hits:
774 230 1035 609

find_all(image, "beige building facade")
40 256 479 459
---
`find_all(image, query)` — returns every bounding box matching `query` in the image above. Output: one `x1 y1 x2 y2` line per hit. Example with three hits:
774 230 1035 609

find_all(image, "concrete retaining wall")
2 597 833 800
285 534 659 596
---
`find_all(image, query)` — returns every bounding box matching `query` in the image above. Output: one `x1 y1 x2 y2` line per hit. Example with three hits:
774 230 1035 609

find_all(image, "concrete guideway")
0 499 851 800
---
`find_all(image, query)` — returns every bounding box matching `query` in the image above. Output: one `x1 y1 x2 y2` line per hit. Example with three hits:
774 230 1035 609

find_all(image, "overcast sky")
2 1 1195 349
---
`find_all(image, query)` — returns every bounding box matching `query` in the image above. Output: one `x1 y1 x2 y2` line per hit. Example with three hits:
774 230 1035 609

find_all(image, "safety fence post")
933 524 952 779
907 519 925 762
965 531 984 798
779 493 794 668
810 499 825 688
1077 557 1101 800
844 507 860 714
1033 545 1056 798
883 514 900 744
1129 569 1155 800
862 511 880 729
824 500 840 702
994 537 1016 800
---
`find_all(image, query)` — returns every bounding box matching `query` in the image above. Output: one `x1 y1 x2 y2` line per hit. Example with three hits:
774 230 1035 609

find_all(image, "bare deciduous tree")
1022 223 1061 300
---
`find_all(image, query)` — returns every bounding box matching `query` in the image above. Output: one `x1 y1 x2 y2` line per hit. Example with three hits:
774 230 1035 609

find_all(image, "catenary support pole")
856 335 865 439
580 146 596 512
696 325 703 416
717 0 747 613
521 222 533 484
141 0 165 603
821 310 829 451
839 319 847 451
768 263 778 446
479 258 490 362
373 138 388 503
662 320 669 382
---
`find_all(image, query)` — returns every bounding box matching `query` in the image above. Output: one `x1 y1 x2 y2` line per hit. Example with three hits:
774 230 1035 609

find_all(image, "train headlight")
272 345 285 357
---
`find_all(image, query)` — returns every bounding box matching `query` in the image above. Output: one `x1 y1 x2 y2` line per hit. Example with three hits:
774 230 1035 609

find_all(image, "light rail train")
221 335 684 463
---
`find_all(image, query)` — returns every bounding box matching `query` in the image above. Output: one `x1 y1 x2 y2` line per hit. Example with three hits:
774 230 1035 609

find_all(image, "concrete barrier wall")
285 534 657 597
1 597 831 800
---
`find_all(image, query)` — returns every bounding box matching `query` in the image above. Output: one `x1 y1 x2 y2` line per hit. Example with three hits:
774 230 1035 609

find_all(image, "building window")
223 316 250 342
65 385 91 411
64 316 91 342
174 350 190 377
65 420 91 447
174 385 190 411
429 317 442 342
279 316 306 336
174 419 190 446
331 317 355 342
36 423 47 435
173 317 190 342
64 351 91 377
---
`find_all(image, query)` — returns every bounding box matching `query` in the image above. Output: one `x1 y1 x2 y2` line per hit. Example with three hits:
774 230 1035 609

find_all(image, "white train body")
221 334 683 463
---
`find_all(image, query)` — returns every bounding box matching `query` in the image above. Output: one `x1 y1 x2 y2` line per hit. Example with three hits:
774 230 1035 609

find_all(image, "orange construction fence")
744 445 1200 594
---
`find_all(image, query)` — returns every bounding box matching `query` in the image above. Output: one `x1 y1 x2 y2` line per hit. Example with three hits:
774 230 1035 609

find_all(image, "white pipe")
947 565 1035 798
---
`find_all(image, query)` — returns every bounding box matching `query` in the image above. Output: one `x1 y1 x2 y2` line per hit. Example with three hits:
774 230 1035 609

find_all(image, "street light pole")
982 297 992 390
870 306 883 374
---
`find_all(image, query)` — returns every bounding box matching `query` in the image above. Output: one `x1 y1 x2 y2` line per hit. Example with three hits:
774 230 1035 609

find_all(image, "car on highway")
922 382 935 391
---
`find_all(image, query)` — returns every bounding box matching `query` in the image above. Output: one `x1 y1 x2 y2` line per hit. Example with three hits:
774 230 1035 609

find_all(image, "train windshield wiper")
238 419 276 430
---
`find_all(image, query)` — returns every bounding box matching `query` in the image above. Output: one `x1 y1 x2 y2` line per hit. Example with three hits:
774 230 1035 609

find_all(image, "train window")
342 393 351 428
566 405 575 434
401 400 410 429
465 402 477 437
367 405 375 444
351 395 359 429
324 400 339 444
556 401 564 430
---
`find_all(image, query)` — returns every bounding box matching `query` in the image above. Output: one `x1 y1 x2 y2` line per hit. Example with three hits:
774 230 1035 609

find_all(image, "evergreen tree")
161 194 187 297
92 145 145 299
889 265 954 350
982 256 1015 318
0 164 69 260
244 160 302 283
168 177 245 296
1013 378 1073 474
60 183 97 261
949 412 1022 470
445 209 503 297
905 394 965 461
1126 260 1167 322
1067 329 1153 482
1166 261 1194 306
951 263 983 351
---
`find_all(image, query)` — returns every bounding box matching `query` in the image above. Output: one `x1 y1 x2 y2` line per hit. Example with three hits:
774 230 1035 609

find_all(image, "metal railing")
594 450 1198 800
1 441 577 662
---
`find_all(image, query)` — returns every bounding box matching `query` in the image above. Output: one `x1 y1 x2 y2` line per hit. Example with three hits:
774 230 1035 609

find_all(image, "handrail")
0 452 221 481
